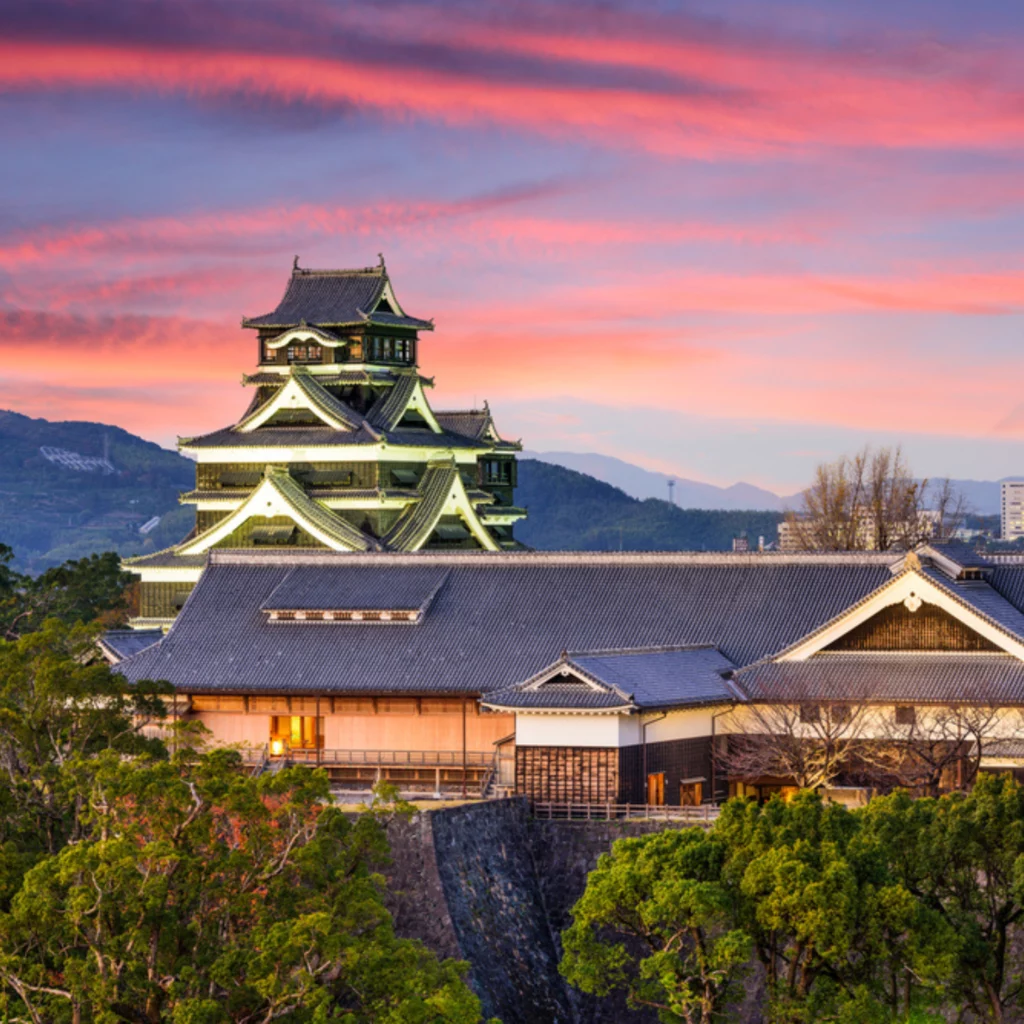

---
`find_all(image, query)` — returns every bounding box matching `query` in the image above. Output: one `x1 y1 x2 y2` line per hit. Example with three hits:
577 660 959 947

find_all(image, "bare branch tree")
785 445 969 552
859 699 1002 796
717 700 872 791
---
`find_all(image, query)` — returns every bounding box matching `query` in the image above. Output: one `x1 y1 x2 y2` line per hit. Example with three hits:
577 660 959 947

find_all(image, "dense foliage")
0 622 484 1023
562 782 1024 1023
0 544 134 640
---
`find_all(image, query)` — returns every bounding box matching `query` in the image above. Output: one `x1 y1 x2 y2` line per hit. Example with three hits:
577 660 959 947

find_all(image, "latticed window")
799 704 820 724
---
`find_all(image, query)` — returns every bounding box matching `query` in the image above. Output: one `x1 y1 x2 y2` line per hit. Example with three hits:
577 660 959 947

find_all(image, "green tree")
862 776 1024 1022
716 793 955 1022
1 547 134 640
0 620 168 862
0 752 484 1023
560 827 751 1023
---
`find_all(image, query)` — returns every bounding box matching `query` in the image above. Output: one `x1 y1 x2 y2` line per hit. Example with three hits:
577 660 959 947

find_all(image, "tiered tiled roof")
242 263 432 330
367 373 419 431
383 464 460 551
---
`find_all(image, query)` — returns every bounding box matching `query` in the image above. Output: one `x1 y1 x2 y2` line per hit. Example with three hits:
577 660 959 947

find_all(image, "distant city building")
732 535 749 553
778 508 939 553
1002 482 1024 541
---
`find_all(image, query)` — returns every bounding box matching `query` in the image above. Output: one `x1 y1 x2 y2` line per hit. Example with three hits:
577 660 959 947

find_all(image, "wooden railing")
281 748 494 768
531 801 720 822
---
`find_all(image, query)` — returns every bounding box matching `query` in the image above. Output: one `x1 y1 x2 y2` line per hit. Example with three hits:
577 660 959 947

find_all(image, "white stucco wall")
515 714 626 747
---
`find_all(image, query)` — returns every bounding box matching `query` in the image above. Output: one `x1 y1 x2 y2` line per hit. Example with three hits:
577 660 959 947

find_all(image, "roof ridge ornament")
903 550 922 572
293 254 301 273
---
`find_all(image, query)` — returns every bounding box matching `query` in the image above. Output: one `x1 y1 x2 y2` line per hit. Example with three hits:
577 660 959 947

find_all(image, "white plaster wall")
516 709 723 748
642 708 718 743
516 714 625 747
717 704 1024 741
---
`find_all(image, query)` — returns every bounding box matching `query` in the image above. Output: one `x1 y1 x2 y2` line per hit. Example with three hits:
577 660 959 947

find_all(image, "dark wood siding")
515 746 619 802
195 462 381 491
139 581 195 619
619 736 720 804
825 601 999 652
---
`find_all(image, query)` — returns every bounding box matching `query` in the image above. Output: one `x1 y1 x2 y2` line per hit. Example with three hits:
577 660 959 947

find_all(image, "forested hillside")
516 459 784 551
0 410 194 572
0 411 787 570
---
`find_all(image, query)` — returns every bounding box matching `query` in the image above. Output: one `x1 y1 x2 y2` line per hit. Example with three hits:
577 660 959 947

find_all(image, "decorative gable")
825 601 1000 652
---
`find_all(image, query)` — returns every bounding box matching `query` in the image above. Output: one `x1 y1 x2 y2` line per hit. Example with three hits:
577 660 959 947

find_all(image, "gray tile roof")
116 551 899 696
734 653 1024 704
242 266 431 330
920 567 1024 641
236 371 364 432
574 647 736 707
367 374 418 431
178 424 488 451
383 464 458 551
99 629 164 662
485 681 633 711
923 541 992 571
988 567 1024 613
484 646 736 711
261 566 449 613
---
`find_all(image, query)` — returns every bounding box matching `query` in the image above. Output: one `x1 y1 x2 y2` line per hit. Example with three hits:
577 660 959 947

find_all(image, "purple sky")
2 0 1024 490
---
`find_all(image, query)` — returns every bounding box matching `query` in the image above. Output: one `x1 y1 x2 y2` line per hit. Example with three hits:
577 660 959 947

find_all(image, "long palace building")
108 261 1024 803
125 257 525 630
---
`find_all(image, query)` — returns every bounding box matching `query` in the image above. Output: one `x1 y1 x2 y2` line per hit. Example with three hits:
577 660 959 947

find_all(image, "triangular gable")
778 568 1024 662
383 462 499 551
236 372 363 432
367 375 443 433
178 467 377 554
372 277 407 318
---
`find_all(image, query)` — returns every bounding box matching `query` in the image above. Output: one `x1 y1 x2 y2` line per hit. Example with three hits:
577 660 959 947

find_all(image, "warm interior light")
270 738 284 756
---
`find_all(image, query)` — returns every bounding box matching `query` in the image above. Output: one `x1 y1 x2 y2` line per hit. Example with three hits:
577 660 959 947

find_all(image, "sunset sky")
3 0 1024 492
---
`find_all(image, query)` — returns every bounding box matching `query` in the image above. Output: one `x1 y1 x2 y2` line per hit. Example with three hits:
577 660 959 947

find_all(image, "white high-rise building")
1001 482 1024 540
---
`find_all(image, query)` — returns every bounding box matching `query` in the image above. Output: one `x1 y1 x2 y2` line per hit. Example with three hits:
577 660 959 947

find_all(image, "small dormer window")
287 344 321 363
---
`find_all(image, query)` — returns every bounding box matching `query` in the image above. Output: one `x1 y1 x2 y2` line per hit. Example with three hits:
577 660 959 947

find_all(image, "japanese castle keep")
124 258 525 629
109 261 1024 805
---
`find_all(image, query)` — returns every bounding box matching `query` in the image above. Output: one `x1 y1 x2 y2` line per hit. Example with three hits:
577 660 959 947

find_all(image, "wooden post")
315 696 321 768
461 697 468 799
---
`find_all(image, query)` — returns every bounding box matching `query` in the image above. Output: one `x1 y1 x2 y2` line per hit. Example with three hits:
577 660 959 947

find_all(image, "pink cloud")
1 31 1023 157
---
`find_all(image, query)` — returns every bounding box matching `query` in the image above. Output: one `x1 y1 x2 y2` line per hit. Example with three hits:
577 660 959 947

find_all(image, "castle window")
481 459 514 485
799 704 820 724
895 705 916 726
263 342 276 361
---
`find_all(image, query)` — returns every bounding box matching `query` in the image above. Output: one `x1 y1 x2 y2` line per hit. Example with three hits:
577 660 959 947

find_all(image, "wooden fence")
531 801 720 822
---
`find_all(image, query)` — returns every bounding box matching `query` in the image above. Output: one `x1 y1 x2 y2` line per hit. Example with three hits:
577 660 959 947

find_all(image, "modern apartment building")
1002 482 1024 541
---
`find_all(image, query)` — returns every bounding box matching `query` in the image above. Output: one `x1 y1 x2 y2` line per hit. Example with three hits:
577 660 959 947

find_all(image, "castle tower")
125 258 525 629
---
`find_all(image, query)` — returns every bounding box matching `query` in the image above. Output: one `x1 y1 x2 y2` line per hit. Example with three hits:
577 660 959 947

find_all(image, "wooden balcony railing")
281 748 494 768
531 801 720 823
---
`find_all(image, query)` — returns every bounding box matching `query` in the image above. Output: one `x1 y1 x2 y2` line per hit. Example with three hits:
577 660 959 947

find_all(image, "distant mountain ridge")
525 450 1018 516
0 411 1013 572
